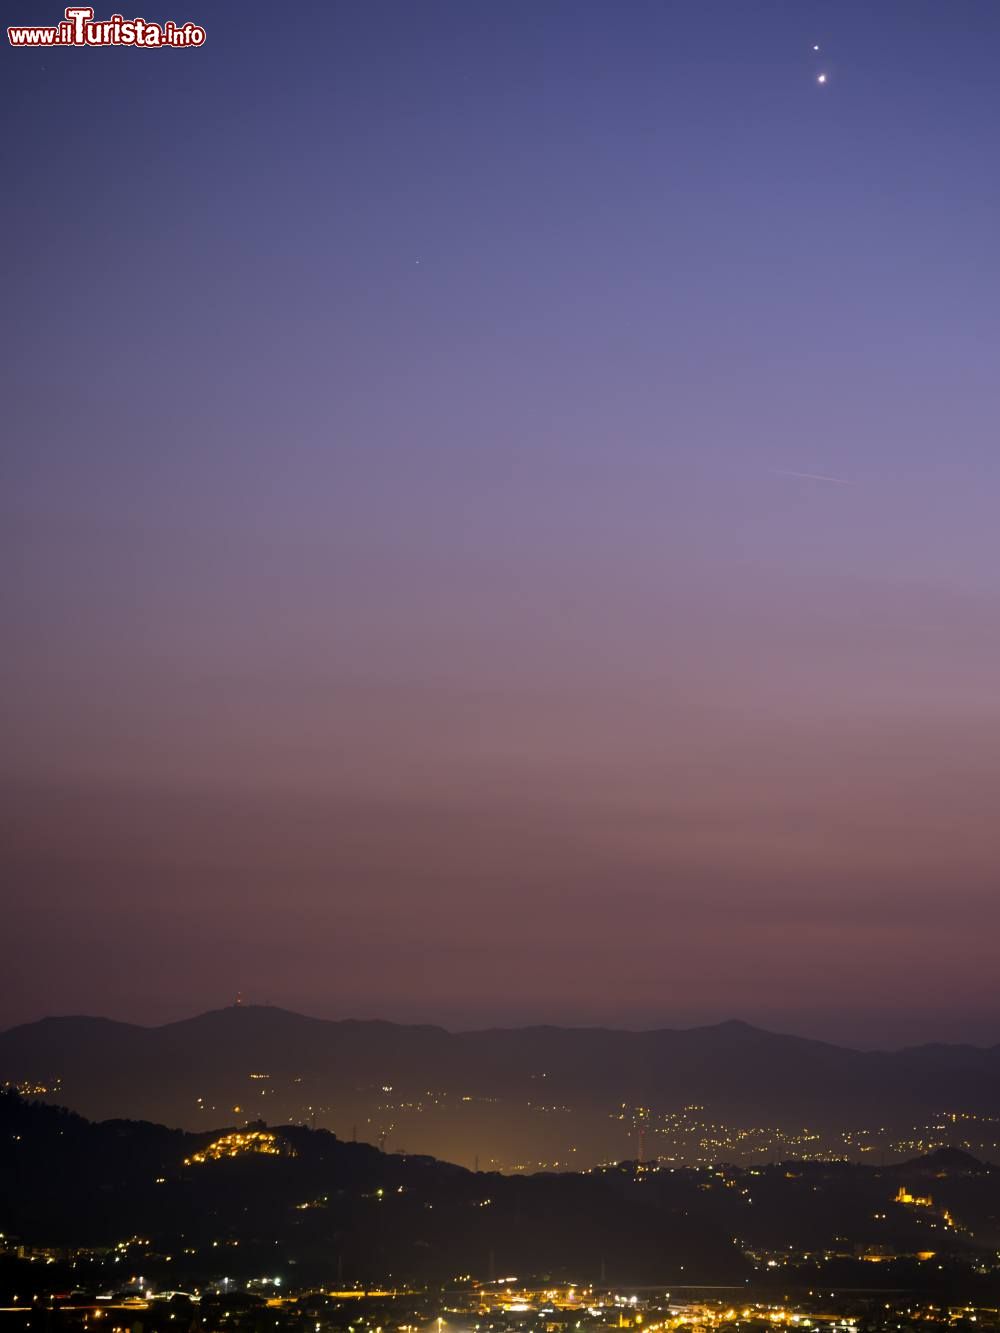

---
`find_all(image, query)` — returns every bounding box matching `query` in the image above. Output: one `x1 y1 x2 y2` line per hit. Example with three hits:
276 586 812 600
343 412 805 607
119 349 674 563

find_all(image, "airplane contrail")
769 468 854 486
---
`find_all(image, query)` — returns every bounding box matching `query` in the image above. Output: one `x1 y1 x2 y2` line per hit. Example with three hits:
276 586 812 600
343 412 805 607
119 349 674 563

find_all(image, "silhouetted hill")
4 1007 1000 1169
3 1094 998 1291
0 1092 737 1286
902 1147 990 1173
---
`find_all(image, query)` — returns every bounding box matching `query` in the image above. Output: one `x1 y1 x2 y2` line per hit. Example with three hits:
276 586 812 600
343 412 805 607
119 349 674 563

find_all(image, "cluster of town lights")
183 1130 294 1165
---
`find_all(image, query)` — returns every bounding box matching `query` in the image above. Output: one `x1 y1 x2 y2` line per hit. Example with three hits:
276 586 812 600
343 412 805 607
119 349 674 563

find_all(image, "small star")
817 73 827 84
812 44 820 52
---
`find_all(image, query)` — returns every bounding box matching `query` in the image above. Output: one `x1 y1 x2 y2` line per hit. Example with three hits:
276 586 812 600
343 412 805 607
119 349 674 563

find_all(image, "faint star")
817 73 827 84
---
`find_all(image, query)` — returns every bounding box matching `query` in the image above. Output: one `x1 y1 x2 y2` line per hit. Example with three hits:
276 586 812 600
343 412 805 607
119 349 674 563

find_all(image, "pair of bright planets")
813 42 828 84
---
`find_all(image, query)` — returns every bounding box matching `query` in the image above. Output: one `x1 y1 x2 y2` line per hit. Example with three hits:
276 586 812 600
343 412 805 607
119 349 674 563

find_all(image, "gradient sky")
4 0 1000 1046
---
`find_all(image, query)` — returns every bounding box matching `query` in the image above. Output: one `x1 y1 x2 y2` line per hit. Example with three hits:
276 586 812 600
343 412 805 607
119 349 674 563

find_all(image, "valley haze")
4 1005 1000 1172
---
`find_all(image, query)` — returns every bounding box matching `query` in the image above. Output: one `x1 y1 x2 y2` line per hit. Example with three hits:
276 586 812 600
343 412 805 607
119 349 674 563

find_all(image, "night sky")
4 0 1000 1046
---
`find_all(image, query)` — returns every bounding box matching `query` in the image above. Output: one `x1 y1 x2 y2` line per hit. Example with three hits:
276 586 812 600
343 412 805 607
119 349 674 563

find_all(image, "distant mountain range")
3 1007 1000 1170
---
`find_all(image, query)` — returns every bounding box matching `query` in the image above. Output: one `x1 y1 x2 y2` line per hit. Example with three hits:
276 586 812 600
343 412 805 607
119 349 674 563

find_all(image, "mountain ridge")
12 1003 1000 1052
4 1006 1000 1170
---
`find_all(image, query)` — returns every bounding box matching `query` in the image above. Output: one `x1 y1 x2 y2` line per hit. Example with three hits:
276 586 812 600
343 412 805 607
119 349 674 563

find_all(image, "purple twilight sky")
3 0 1000 1046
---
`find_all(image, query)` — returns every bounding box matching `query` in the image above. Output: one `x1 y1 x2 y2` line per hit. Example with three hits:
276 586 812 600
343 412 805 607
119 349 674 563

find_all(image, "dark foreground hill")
2 1093 999 1290
0 1092 735 1287
3 1007 1000 1169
